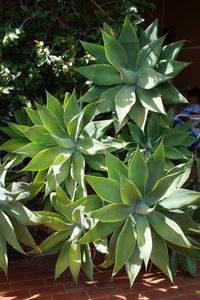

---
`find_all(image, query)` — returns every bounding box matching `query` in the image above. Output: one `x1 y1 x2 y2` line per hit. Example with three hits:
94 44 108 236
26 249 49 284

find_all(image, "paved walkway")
0 255 200 300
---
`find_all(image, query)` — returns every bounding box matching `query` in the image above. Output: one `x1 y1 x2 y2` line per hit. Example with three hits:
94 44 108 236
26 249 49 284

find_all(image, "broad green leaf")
34 169 48 183
91 203 134 222
51 135 75 149
125 246 142 286
115 85 136 124
113 218 136 275
77 137 106 155
69 241 81 282
150 230 173 281
79 221 122 243
52 197 85 222
166 160 192 188
157 60 189 77
161 210 200 234
85 154 106 171
71 150 85 188
37 104 66 138
159 189 200 210
83 119 113 139
21 125 55 145
129 101 148 131
81 243 93 281
55 241 70 279
63 90 79 128
135 214 152 269
0 236 8 275
148 211 193 248
15 142 46 157
68 111 84 139
157 82 188 104
79 86 107 103
0 210 25 254
139 20 158 48
25 107 42 125
38 231 71 252
143 170 186 206
98 86 121 113
0 126 19 138
82 103 97 128
83 194 102 212
46 91 64 127
106 152 128 182
137 68 168 90
137 36 165 72
1 138 29 152
136 86 165 114
128 123 145 146
85 175 121 204
119 67 138 85
7 122 29 136
146 141 165 193
77 64 123 85
160 40 184 60
102 30 128 71
22 146 61 171
120 175 142 206
129 146 148 195
119 17 139 68
164 145 187 160
46 153 72 194
80 41 108 63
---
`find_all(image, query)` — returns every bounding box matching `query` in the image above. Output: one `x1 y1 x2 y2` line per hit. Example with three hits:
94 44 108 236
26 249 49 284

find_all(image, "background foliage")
0 0 155 124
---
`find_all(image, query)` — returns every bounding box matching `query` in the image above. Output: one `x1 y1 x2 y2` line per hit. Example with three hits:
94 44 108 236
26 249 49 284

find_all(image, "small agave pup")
77 18 189 131
79 144 200 285
1 91 126 199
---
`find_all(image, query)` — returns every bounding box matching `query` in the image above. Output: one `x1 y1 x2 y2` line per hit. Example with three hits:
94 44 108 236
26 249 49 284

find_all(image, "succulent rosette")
79 144 200 285
1 91 125 198
77 18 189 130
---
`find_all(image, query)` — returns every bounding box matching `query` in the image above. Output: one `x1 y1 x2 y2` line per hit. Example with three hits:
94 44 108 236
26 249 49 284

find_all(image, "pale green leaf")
120 175 142 206
22 146 62 171
148 211 193 248
77 64 123 85
91 203 134 222
115 85 136 124
129 146 148 195
113 217 136 275
137 69 168 89
85 175 121 204
119 16 139 68
102 30 128 71
106 152 128 182
136 86 165 114
55 241 70 279
136 214 152 269
69 241 81 282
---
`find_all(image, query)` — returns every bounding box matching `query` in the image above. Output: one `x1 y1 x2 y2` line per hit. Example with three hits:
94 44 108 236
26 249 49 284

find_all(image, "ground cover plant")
1 17 200 286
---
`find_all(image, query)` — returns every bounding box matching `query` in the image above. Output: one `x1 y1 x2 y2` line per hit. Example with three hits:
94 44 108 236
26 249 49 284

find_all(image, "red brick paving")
0 256 200 299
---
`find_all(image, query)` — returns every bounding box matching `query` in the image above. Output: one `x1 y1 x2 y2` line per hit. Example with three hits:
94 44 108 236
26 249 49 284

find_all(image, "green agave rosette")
1 91 126 199
77 18 189 131
80 143 200 285
31 188 103 283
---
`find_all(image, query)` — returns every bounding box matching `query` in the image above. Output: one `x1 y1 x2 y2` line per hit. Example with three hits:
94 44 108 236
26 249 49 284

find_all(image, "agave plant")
31 186 104 282
77 17 189 131
0 159 43 275
123 110 197 167
1 91 126 199
78 144 200 285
